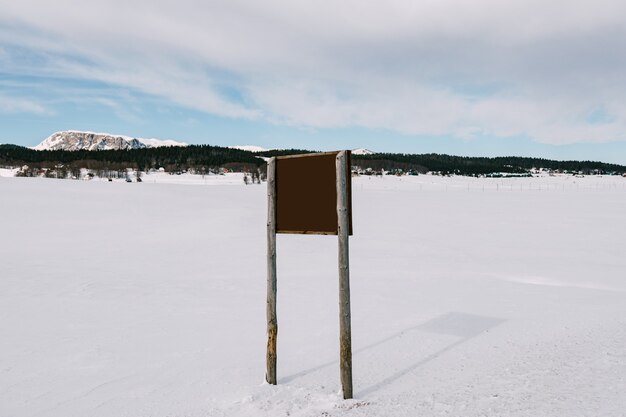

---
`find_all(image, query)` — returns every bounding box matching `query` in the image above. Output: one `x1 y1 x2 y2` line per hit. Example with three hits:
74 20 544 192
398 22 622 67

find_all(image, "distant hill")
0 143 262 177
254 149 626 176
1 132 625 177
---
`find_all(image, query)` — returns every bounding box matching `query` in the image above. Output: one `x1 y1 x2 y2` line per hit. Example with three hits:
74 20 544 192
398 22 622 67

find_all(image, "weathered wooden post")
336 151 353 399
266 157 278 385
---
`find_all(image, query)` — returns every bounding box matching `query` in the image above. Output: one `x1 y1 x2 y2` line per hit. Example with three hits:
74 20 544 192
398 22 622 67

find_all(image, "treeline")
256 149 317 157
2 143 625 176
351 153 626 175
256 149 626 175
0 144 264 174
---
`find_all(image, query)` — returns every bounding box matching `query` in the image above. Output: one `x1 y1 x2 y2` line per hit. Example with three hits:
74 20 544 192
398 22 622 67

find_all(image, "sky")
2 0 626 164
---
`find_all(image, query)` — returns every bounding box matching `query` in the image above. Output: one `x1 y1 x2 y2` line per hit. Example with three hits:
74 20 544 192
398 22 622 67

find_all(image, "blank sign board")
275 151 352 235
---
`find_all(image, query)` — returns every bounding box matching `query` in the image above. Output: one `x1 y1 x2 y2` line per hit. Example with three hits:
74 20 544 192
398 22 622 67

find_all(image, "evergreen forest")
1 143 625 177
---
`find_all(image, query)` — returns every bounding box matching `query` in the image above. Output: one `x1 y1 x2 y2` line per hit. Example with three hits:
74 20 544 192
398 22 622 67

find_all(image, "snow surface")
351 148 375 155
1 174 625 417
230 145 270 153
136 137 188 148
0 168 19 177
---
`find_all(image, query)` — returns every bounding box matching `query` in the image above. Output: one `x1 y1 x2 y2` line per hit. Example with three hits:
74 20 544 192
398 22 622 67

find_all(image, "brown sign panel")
275 151 352 235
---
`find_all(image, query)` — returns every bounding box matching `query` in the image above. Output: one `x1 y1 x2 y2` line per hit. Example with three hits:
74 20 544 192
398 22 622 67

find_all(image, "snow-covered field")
1 174 625 417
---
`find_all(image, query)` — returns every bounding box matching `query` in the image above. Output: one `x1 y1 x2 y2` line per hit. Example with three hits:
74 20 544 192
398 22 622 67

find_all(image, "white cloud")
0 94 48 114
2 0 626 144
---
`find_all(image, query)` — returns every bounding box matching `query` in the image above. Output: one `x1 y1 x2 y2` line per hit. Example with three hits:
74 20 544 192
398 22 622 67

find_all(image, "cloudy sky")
2 0 626 163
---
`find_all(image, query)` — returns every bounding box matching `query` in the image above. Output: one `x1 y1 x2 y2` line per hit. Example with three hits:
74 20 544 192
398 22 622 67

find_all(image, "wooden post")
336 151 353 399
266 157 278 385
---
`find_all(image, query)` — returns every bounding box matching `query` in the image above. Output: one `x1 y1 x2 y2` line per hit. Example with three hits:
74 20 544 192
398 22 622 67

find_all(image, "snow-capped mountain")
33 131 187 151
229 145 269 153
352 148 375 155
229 145 374 155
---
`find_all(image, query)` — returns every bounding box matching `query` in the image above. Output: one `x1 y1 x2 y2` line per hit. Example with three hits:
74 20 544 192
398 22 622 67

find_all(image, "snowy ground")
1 174 625 417
0 168 18 178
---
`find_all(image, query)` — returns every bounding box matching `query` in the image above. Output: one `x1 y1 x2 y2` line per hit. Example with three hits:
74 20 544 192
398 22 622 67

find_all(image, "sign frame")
274 151 352 235
265 150 354 399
